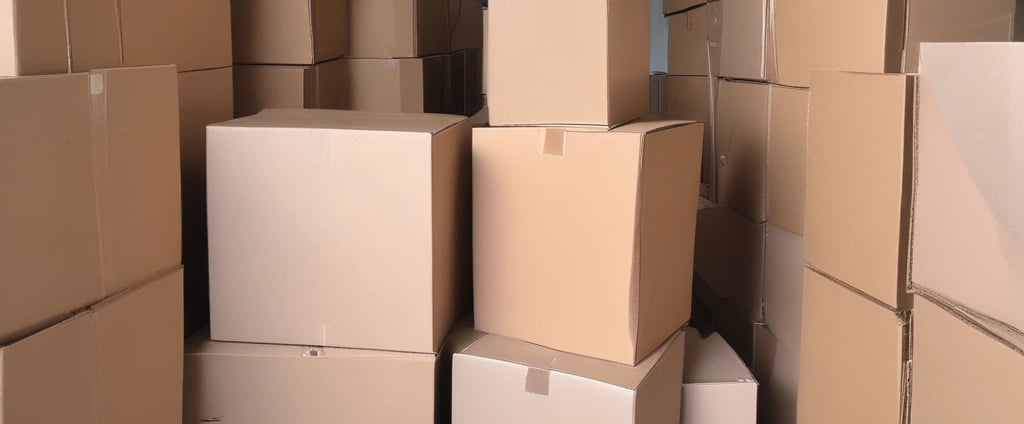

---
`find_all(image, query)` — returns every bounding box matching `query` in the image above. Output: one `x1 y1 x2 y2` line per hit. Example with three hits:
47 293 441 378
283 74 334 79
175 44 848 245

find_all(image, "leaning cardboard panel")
118 0 232 72
231 0 348 65
773 0 1018 87
473 120 702 365
0 0 69 76
912 43 1024 333
766 86 809 236
488 0 649 127
805 71 914 310
659 75 716 190
694 201 765 324
715 79 769 224
452 331 684 424
682 331 758 424
911 294 1024 423
797 268 909 424
349 0 449 58
344 57 449 114
207 110 471 353
0 268 184 424
233 58 348 118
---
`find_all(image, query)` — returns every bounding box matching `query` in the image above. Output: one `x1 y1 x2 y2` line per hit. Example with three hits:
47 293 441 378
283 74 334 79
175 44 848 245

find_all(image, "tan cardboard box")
912 43 1024 333
805 71 914 310
911 294 1024 423
682 331 758 424
0 268 184 424
0 66 182 343
344 57 449 114
349 0 449 58
66 0 122 72
488 0 649 127
119 0 232 72
185 320 480 424
482 9 488 93
448 0 484 52
766 86 809 235
659 75 716 191
231 0 348 65
667 5 714 77
719 0 774 81
715 79 769 223
449 49 484 116
452 331 685 424
763 225 803 353
663 0 705 15
773 0 1019 87
798 268 910 424
752 324 799 424
233 59 347 118
1 0 121 76
472 120 703 365
207 109 471 353
694 201 765 324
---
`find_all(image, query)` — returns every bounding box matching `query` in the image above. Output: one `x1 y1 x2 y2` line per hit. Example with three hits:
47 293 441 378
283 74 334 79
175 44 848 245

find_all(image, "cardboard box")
766 86 809 236
773 0 1019 87
912 43 1024 333
449 49 484 116
805 71 914 310
763 225 804 354
0 0 121 76
349 0 449 58
752 325 799 424
66 0 122 72
694 201 765 323
911 294 1024 423
719 0 774 81
715 79 769 223
344 57 449 114
119 0 232 72
658 75 716 189
178 66 234 336
232 0 348 65
482 8 488 93
663 0 705 15
448 0 484 52
185 320 479 424
207 109 471 353
798 268 910 424
0 268 183 424
472 120 703 365
0 66 182 343
488 0 649 127
233 59 347 118
682 331 757 424
452 331 685 424
667 5 714 76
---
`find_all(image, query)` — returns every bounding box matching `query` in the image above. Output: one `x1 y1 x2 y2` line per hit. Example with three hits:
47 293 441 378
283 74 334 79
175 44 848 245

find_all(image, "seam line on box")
805 264 904 314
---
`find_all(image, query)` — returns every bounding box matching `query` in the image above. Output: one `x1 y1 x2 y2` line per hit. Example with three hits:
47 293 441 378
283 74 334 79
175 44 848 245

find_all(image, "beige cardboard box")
449 49 484 116
667 5 714 77
911 294 1024 423
0 268 183 424
488 0 649 127
715 79 769 223
185 321 480 424
719 0 774 81
66 0 122 72
682 331 757 424
912 43 1024 333
766 86 809 236
798 268 910 424
752 324 799 424
0 66 181 343
0 0 121 76
233 58 347 118
805 71 914 310
694 201 765 324
119 0 232 72
659 75 716 191
448 0 484 52
663 0 705 15
472 120 703 365
344 57 449 114
349 0 449 58
773 0 1019 87
178 66 234 336
763 225 804 354
231 0 348 65
207 110 471 353
453 331 685 424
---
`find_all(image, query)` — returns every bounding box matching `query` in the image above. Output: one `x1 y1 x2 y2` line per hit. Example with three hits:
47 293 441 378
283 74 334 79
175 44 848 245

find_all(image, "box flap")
213 108 467 134
684 331 755 384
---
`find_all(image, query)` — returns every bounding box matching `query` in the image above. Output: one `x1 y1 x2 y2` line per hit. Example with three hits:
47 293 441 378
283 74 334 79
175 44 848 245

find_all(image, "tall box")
715 79 769 223
912 43 1024 333
349 0 449 58
207 110 472 353
231 0 348 65
233 58 347 118
0 268 183 424
694 201 765 323
344 57 449 114
682 332 758 424
488 0 649 127
452 331 685 424
805 71 914 310
118 0 232 71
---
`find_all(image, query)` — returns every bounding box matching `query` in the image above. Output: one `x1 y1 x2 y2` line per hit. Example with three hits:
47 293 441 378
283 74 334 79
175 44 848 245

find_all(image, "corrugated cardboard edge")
915 287 1024 352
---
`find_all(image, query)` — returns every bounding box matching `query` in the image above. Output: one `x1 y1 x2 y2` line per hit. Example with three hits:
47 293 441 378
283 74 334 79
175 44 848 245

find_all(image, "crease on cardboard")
805 264 905 315
628 136 647 356
907 63 922 293
61 0 72 71
900 309 913 424
895 76 917 311
898 0 912 71
916 286 1024 352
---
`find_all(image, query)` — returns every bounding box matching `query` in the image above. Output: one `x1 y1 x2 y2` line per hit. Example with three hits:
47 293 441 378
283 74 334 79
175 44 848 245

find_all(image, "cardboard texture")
663 0 705 15
185 321 481 424
805 71 914 310
0 0 69 76
0 268 184 424
694 201 765 323
911 294 1024 424
0 67 182 343
472 120 703 365
912 43 1024 334
349 0 449 58
715 79 769 224
719 0 774 81
773 0 1018 87
766 86 809 236
233 58 348 118
448 0 484 52
207 109 471 353
682 331 757 424
119 0 232 72
487 0 649 127
667 6 713 77
178 67 234 336
449 49 484 116
344 57 449 114
66 0 122 72
763 225 804 354
658 75 716 189
798 268 909 424
231 0 349 65
753 324 799 424
452 331 685 424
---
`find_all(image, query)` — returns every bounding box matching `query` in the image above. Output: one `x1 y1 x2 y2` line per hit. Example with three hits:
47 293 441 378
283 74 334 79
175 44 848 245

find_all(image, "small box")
344 57 449 114
349 0 449 58
119 0 232 72
719 0 774 81
682 331 758 424
233 58 347 118
667 5 714 76
1 0 121 76
231 0 348 65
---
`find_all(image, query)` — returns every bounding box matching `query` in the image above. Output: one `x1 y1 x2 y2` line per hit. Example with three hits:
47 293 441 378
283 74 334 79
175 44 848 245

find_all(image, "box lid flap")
211 109 467 134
